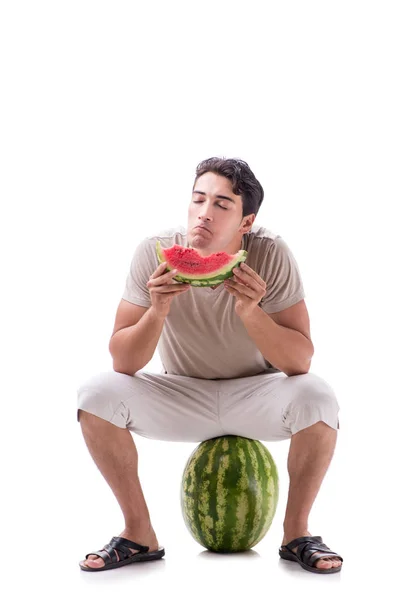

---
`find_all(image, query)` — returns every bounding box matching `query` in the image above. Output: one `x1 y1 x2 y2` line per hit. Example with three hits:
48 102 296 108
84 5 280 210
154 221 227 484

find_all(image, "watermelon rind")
156 240 248 287
180 435 279 553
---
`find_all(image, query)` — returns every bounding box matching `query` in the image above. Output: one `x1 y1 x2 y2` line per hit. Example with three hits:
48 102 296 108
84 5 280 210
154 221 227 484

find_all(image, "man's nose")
199 204 213 219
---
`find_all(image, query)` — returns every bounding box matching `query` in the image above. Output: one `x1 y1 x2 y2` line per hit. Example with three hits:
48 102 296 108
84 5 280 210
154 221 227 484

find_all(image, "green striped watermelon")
181 435 279 552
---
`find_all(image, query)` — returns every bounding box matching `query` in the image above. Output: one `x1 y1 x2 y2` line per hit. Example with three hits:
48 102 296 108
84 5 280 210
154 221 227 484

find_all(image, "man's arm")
109 306 166 375
240 305 314 376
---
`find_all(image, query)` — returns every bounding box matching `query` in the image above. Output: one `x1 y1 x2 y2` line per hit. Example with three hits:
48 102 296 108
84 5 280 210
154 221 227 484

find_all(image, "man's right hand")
147 262 190 318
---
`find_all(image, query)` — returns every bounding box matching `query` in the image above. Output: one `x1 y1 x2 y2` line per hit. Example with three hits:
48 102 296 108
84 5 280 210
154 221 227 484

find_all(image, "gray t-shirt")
122 224 305 379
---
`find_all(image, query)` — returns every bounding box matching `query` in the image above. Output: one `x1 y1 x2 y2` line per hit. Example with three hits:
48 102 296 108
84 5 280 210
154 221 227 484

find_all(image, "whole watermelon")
181 435 279 552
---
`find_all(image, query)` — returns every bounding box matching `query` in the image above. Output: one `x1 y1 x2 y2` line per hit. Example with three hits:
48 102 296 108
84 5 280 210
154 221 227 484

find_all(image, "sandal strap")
306 550 343 567
285 536 343 567
285 535 322 551
85 548 116 564
85 536 149 564
110 536 149 554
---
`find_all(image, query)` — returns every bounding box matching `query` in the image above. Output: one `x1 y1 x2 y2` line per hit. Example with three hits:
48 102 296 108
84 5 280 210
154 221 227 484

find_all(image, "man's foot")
281 530 342 570
80 526 159 569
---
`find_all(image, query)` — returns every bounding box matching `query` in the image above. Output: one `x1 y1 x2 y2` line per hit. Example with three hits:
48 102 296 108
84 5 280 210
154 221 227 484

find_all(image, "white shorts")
76 370 340 443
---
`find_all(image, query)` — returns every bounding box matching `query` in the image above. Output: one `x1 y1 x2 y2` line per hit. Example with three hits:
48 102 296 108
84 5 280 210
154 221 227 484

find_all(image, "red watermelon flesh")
155 241 248 286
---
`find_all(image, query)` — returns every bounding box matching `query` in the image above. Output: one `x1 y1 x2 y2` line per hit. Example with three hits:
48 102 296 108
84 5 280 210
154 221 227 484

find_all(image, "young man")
77 157 343 574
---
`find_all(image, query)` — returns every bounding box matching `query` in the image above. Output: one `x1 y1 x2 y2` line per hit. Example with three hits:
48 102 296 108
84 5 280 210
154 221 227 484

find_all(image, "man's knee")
77 408 100 424
286 373 340 432
76 371 129 428
290 373 339 408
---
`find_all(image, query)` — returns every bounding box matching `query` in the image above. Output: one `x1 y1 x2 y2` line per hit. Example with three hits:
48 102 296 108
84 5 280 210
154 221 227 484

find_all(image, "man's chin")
188 233 214 252
189 231 211 243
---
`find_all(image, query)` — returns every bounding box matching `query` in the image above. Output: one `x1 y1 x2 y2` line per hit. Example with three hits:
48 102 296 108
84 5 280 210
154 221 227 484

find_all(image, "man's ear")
240 214 255 233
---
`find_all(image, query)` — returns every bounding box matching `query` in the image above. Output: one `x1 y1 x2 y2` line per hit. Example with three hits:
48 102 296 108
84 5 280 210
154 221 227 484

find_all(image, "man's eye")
193 200 227 210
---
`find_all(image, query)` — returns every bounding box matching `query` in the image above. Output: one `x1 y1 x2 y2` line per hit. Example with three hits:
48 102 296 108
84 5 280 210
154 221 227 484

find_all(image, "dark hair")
193 157 264 219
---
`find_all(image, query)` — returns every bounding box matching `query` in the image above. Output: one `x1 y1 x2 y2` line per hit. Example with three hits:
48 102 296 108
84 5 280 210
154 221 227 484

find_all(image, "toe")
315 557 334 569
80 548 139 569
80 553 106 568
315 556 341 569
84 556 105 568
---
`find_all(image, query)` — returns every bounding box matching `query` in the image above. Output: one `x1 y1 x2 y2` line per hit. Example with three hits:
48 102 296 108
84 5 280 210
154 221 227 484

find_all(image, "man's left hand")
224 262 267 318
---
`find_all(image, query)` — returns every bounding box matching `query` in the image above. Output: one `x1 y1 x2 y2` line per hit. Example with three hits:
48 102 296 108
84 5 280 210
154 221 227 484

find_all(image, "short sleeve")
121 238 158 308
259 236 305 314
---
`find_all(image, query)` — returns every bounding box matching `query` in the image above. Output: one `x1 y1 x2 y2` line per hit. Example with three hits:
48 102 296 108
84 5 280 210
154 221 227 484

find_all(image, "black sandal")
279 535 343 574
79 536 165 572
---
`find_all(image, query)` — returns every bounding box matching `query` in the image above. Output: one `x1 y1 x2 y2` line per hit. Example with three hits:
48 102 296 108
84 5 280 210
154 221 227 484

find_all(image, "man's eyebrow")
192 190 236 203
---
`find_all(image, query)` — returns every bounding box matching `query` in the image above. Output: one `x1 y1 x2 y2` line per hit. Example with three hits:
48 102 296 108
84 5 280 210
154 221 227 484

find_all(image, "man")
77 157 343 574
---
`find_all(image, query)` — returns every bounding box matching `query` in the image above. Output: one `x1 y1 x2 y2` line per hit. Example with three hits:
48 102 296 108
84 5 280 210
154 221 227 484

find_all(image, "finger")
161 268 180 282
232 273 258 292
232 267 255 285
168 286 190 295
158 261 170 274
162 288 190 300
149 263 168 280
150 283 190 292
233 269 266 293
232 272 252 287
151 263 178 278
236 263 266 287
226 279 259 300
148 269 180 286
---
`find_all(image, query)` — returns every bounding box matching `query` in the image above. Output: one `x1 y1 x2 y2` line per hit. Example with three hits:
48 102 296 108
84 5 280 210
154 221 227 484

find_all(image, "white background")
1 0 399 597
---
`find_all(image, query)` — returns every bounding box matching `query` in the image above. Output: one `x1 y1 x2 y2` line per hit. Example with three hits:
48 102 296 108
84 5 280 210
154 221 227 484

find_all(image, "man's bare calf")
78 410 159 569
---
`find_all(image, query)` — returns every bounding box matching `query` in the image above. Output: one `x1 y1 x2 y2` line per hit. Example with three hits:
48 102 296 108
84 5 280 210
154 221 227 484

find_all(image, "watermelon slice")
156 240 248 287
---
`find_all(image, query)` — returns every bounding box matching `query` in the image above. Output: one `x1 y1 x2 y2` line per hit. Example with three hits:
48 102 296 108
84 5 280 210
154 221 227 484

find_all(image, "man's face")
187 172 254 256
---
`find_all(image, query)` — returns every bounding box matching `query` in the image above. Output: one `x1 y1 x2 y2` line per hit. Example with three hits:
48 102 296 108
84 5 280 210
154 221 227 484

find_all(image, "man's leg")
281 420 342 570
76 370 225 568
215 372 342 569
78 410 159 569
